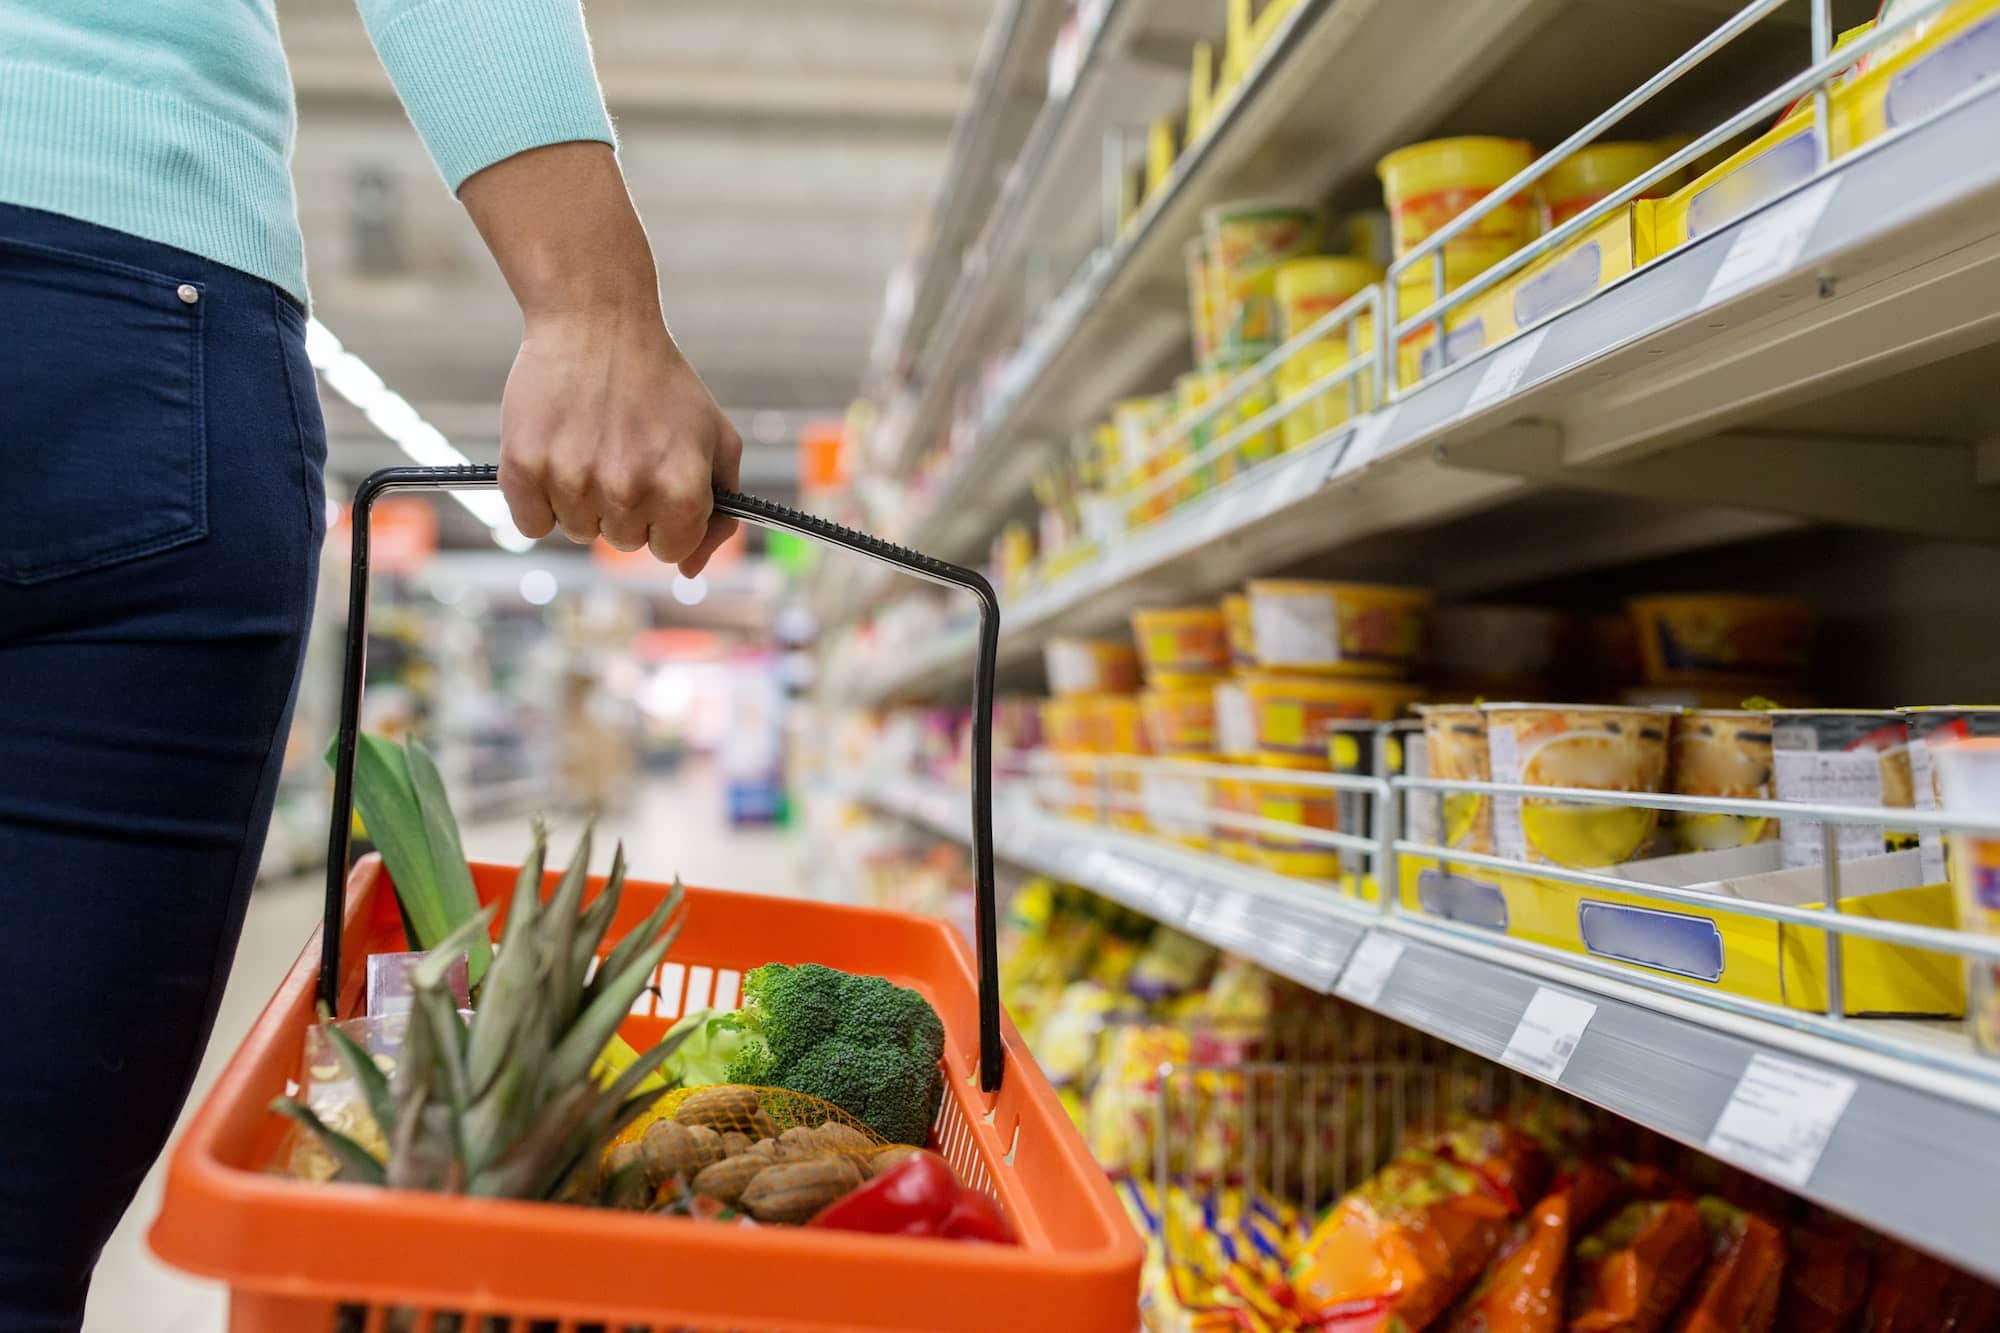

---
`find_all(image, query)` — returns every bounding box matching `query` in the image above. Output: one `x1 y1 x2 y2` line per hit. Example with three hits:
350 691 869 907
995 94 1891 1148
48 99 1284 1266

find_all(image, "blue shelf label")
1577 900 1726 982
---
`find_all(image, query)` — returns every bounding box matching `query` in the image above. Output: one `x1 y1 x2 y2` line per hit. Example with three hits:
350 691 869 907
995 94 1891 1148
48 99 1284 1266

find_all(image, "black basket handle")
320 465 1005 1093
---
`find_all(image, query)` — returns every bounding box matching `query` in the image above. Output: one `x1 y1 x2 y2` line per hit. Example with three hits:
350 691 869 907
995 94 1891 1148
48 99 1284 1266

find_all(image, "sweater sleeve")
355 0 616 192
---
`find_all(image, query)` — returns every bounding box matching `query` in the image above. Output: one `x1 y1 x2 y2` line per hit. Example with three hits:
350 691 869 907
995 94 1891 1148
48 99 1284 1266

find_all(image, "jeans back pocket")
0 238 207 585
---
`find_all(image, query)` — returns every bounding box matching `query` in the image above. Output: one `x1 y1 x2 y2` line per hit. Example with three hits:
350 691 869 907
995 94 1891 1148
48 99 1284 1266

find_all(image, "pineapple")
275 821 693 1202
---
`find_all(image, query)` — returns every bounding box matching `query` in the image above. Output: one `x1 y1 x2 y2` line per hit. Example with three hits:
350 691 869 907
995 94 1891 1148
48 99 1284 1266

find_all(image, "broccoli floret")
723 963 946 1145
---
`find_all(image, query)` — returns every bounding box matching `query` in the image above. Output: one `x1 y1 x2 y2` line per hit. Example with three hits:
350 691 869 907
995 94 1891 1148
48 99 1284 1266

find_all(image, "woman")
0 2 740 1326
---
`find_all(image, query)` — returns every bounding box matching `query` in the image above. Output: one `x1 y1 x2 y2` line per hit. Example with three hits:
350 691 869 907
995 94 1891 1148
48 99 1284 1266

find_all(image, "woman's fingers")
498 451 558 540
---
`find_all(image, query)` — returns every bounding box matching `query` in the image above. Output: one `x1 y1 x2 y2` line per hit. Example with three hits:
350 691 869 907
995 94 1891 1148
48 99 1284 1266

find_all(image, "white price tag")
1336 932 1406 1005
1502 988 1597 1082
1464 328 1548 415
1701 176 1841 309
1333 405 1401 478
1706 1053 1858 1189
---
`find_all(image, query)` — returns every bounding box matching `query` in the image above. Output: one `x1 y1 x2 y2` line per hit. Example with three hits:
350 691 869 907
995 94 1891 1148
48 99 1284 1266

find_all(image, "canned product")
1417 704 1491 855
1768 710 1916 869
1202 199 1323 364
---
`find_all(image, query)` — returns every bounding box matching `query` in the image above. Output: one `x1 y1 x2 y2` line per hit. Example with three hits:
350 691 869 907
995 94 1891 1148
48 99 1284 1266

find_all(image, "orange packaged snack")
1445 1163 1624 1333
1290 1123 1549 1330
1666 1198 1782 1333
1777 1213 1871 1333
1566 1200 1708 1333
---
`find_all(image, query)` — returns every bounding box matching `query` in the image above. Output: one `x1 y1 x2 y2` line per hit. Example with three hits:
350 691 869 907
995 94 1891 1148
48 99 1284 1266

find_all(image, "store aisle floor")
87 761 800 1333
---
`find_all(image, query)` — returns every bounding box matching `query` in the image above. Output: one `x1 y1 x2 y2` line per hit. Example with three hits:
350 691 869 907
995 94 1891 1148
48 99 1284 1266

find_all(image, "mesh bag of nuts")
596 1084 926 1223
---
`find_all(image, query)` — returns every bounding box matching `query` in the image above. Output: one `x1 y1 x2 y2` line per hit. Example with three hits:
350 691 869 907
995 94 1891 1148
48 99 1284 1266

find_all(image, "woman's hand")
460 143 741 574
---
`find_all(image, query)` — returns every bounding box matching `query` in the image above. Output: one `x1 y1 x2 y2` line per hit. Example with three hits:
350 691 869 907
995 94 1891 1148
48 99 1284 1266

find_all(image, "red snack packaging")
1566 1200 1708 1333
1667 1198 1783 1333
1445 1163 1625 1333
1779 1213 1872 1333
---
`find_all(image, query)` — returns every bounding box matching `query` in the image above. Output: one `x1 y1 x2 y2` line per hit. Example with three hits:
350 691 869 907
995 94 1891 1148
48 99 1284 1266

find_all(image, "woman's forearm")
458 142 741 572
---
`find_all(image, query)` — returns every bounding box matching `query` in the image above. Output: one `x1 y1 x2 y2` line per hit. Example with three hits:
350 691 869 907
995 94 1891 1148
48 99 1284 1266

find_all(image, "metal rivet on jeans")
176 284 199 305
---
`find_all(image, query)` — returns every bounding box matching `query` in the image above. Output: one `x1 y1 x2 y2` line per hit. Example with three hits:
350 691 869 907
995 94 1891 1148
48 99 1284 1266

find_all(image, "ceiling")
282 0 995 500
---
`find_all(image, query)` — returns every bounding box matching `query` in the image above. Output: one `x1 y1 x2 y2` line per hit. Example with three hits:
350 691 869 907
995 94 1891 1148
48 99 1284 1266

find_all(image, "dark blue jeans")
0 203 326 1331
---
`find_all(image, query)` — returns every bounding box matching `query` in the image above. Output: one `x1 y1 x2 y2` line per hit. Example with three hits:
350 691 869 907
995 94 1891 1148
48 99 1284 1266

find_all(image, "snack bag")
1778 1213 1871 1333
1291 1124 1547 1329
1666 1198 1782 1333
1566 1200 1707 1333
1445 1163 1624 1333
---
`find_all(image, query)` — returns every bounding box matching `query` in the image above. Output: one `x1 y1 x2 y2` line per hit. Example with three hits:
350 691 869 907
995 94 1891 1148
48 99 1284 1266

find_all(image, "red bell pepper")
809 1152 958 1236
938 1189 1016 1244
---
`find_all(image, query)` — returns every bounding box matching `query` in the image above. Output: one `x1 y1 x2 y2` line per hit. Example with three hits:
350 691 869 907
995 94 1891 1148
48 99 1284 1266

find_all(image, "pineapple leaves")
465 826 549 1100
541 909 682 1099
271 1099 387 1186
403 738 490 986
332 733 490 984
588 876 682 1012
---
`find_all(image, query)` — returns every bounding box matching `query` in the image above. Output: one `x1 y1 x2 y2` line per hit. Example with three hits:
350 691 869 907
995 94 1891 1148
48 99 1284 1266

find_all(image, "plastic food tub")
1044 637 1142 697
1140 683 1218 755
1222 594 1256 668
1417 703 1495 856
1481 703 1674 869
1541 140 1677 226
1670 709 1778 852
1131 607 1231 680
1244 672 1425 761
1377 136 1536 264
1245 581 1434 679
1273 258 1378 450
1627 594 1814 686
1904 705 2000 886
1769 709 1916 870
1248 754 1343 879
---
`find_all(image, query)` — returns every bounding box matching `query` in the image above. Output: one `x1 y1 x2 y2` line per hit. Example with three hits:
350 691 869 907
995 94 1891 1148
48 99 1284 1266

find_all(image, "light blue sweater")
0 0 617 303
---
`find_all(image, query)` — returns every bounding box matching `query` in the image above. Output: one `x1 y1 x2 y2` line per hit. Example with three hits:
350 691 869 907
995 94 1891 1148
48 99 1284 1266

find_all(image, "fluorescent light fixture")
518 568 558 606
671 573 708 606
306 316 530 552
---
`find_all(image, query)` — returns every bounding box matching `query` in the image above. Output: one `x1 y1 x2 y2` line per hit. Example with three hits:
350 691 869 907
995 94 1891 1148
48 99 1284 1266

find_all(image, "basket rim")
151 856 1143 1321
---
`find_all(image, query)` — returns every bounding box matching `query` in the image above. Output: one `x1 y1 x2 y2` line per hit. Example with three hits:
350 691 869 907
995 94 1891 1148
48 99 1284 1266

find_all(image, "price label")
1706 1053 1858 1189
1701 176 1841 309
1333 405 1402 478
1502 988 1597 1082
1336 932 1406 1006
1464 328 1549 415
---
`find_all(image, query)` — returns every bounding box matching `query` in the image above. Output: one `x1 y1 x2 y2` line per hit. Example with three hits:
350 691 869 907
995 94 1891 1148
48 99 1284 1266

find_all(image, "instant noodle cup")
1222 593 1256 667
1377 136 1537 263
1141 683 1217 755
1419 704 1493 854
1246 580 1434 678
1671 710 1778 852
1768 709 1916 870
1141 758 1212 850
1185 235 1221 368
1043 637 1141 696
1482 703 1674 868
1203 199 1324 364
1131 606 1230 679
1542 140 1678 227
1275 255 1381 344
1628 594 1814 686
1244 672 1424 760
1248 754 1343 879
1276 337 1371 450
1903 705 2000 886
1934 739 2000 1056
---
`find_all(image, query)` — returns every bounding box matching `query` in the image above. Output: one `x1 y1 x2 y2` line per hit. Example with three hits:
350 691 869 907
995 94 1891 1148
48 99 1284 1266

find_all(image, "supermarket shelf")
902 0 1804 561
853 77 2000 701
852 773 2000 1281
885 0 1207 475
862 0 1059 397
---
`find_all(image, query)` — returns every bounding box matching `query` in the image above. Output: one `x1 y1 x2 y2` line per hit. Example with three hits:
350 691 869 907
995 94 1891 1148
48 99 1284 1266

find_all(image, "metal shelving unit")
849 759 2000 1283
843 62 2000 706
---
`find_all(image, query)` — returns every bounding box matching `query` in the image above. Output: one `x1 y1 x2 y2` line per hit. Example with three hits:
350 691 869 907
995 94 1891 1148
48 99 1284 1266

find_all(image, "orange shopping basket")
151 466 1142 1332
